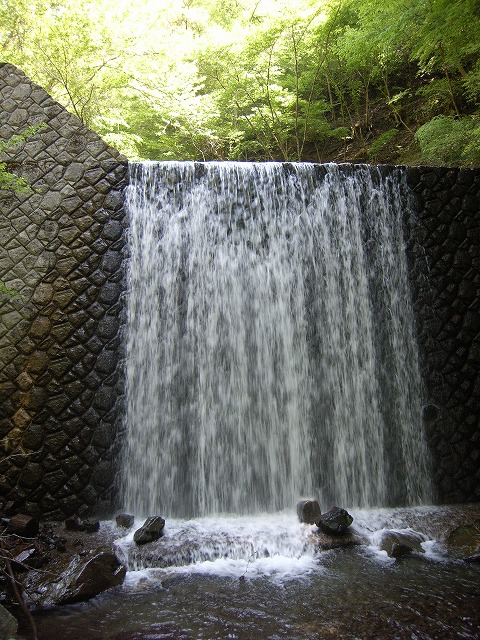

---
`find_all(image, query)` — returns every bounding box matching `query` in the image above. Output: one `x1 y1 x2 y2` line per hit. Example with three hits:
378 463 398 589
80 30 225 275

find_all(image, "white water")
114 513 319 582
122 161 432 519
112 505 458 582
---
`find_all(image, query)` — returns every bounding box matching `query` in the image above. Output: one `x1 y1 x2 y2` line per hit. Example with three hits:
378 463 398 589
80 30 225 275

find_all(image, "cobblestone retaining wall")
0 63 127 518
406 168 480 505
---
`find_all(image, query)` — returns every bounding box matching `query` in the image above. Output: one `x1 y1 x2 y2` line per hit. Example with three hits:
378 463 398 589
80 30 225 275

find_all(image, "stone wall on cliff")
0 63 127 518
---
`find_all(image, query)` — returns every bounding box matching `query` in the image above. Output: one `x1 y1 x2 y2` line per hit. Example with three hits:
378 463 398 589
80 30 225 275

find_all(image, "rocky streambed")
1 503 479 639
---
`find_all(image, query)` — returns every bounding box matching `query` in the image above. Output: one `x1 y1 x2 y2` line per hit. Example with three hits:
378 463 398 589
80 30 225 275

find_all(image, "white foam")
115 512 319 581
170 553 320 583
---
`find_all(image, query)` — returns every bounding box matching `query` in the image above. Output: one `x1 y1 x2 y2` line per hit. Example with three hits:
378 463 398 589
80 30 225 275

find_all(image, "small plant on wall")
0 122 45 299
0 123 45 192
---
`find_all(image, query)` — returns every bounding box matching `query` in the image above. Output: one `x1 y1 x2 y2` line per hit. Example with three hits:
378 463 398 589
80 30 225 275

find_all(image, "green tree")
1 0 479 165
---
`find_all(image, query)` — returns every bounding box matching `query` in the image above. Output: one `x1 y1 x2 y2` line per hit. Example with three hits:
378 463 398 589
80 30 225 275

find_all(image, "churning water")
122 161 432 518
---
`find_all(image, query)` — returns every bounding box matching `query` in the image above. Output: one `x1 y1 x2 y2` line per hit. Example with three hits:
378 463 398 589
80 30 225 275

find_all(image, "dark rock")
65 516 86 532
84 521 100 533
0 603 17 640
133 516 166 545
296 499 321 524
464 554 480 563
309 529 367 551
422 404 440 424
374 528 427 558
25 549 126 606
7 513 39 537
101 219 123 241
116 513 135 528
3 501 19 516
446 520 480 558
316 507 353 535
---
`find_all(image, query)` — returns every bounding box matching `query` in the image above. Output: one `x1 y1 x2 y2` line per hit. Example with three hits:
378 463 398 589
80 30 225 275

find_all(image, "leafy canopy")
1 0 479 165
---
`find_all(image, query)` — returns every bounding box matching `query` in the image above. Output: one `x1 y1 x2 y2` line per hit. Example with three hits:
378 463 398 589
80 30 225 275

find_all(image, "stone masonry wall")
0 63 127 519
406 167 480 504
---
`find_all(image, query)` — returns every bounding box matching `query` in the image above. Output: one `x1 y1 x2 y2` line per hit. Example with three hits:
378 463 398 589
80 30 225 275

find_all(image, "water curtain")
123 162 432 518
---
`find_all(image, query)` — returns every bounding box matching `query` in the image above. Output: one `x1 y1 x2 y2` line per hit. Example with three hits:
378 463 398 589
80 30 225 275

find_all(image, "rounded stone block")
63 162 85 182
32 283 54 304
26 350 49 374
12 408 32 429
19 463 44 489
29 316 52 339
101 220 123 241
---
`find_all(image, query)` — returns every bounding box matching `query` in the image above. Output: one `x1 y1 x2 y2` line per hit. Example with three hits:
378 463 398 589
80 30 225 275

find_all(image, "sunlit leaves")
1 0 479 165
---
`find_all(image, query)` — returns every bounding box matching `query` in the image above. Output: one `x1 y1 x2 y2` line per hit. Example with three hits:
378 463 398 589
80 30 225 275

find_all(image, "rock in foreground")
25 549 126 607
445 520 480 559
134 516 166 545
316 507 353 535
374 528 428 558
0 603 17 640
116 513 135 528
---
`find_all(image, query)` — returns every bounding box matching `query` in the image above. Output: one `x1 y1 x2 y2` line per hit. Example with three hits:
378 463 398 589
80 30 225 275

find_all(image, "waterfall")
122 161 432 518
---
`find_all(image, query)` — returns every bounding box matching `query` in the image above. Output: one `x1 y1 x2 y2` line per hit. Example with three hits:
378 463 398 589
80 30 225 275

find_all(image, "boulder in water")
375 528 427 558
116 513 135 528
309 529 367 550
296 499 321 524
134 516 166 545
316 507 353 535
446 520 480 558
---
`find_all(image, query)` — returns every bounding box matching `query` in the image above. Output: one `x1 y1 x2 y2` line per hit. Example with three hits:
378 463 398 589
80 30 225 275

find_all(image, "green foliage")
368 129 399 161
0 163 30 192
415 116 480 167
1 0 479 165
0 282 20 299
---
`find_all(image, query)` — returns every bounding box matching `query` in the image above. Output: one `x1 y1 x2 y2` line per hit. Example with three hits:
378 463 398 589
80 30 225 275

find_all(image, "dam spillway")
121 161 432 518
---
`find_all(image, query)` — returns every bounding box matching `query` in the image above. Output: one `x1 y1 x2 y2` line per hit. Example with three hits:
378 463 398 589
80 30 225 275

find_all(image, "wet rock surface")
0 517 125 614
309 528 367 550
133 517 166 545
316 507 353 535
445 519 480 558
296 499 321 524
116 513 135 529
24 548 126 606
374 528 428 558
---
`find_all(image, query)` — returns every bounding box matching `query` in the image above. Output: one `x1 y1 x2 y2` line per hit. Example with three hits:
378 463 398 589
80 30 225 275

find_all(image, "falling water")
122 161 432 518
